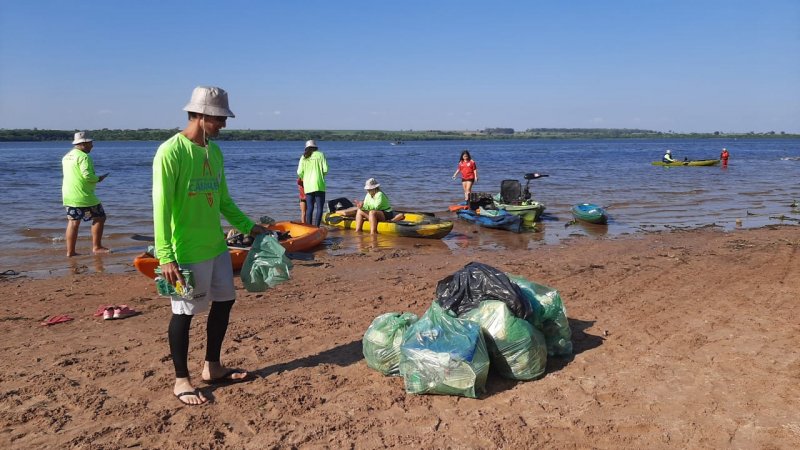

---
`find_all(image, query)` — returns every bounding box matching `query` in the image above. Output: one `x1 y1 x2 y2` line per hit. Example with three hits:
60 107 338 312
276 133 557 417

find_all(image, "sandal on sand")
202 369 249 384
175 389 207 406
40 315 74 326
93 305 115 317
113 305 137 319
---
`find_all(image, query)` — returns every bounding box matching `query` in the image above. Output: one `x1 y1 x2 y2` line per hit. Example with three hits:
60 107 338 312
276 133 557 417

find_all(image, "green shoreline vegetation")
1 128 797 142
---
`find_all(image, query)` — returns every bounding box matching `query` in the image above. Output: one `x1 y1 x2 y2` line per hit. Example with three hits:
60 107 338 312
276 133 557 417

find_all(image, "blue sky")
1 0 798 133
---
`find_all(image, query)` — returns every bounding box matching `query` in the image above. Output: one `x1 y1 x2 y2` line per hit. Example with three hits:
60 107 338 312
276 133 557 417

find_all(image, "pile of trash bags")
362 262 572 398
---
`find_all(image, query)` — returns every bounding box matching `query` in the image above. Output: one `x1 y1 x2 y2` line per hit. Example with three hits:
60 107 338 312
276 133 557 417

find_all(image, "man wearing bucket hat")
152 86 267 406
62 131 109 256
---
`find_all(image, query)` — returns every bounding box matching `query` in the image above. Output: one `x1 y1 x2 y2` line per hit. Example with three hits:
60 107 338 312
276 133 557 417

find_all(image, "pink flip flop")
93 305 116 317
41 315 74 326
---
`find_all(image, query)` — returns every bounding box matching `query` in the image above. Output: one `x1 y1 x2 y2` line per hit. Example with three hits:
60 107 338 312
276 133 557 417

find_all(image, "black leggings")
168 300 234 379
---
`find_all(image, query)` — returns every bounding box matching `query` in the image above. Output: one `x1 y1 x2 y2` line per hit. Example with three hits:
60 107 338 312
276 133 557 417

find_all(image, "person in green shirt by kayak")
354 178 405 234
297 139 328 226
152 86 267 406
61 131 109 257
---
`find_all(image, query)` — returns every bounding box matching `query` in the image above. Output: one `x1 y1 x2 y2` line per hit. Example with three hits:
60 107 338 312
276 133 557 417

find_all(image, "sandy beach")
1 225 798 449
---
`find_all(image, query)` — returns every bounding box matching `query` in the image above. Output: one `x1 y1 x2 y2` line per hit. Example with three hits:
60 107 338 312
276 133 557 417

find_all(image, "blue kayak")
571 203 608 224
457 209 522 232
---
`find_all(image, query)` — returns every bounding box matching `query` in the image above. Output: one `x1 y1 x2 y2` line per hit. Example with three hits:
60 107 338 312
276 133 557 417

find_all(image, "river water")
1 138 798 277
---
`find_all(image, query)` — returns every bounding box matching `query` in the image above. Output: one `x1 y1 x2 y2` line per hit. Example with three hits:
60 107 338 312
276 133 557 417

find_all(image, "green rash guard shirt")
362 191 391 211
152 133 255 265
62 148 100 206
296 151 328 193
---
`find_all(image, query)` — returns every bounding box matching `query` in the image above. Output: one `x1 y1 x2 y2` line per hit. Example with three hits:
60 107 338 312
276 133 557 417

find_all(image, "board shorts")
382 210 396 221
65 204 106 221
461 178 475 182
170 250 236 315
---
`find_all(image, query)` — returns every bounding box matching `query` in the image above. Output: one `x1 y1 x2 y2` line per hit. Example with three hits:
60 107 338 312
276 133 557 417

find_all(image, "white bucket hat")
72 131 93 145
364 178 380 190
183 86 235 117
666 149 672 154
304 139 318 149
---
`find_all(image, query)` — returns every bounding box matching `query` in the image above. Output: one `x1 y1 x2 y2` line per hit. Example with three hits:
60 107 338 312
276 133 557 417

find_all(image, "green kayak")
571 203 608 224
492 200 545 226
651 159 720 167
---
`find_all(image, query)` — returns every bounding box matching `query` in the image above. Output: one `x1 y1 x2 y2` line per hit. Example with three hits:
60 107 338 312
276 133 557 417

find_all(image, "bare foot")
67 252 79 257
202 363 249 384
92 247 110 254
174 378 206 405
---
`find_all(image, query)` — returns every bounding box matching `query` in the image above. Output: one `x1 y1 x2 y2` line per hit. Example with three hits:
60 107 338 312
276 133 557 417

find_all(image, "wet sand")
1 225 799 448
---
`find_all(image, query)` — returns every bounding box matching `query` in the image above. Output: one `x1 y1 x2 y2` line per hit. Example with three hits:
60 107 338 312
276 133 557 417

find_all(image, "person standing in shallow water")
720 148 730 168
452 150 478 201
62 131 109 256
153 86 267 406
297 139 328 226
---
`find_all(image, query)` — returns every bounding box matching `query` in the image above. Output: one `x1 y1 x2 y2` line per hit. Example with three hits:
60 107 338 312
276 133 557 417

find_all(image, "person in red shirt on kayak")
452 150 478 201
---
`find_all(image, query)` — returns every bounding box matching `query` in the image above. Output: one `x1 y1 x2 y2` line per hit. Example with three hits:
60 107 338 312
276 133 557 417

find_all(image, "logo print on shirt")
188 157 220 206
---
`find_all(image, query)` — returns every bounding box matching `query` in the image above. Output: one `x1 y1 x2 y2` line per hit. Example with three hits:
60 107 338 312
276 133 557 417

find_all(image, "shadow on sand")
252 340 363 379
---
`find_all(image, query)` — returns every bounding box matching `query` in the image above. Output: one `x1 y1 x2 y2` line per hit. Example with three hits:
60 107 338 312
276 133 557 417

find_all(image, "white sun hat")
72 131 93 145
304 139 318 149
183 86 235 117
666 149 672 154
364 178 380 190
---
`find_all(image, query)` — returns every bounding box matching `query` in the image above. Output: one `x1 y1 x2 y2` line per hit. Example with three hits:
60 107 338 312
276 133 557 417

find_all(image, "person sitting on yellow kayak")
354 178 405 234
662 149 677 163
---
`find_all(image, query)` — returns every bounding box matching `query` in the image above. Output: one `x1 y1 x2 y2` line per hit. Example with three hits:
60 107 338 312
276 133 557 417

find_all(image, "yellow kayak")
322 212 453 239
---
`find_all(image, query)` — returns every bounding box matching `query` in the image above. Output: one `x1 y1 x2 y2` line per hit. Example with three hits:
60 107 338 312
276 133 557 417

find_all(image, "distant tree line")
0 128 797 142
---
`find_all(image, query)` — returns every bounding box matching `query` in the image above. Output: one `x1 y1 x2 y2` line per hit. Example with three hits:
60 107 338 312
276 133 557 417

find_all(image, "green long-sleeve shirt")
152 133 255 265
62 148 101 206
296 151 328 193
362 191 392 211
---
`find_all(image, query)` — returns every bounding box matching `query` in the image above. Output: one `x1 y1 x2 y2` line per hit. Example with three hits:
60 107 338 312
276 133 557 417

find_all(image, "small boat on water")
133 221 327 279
456 208 522 233
322 212 453 239
651 159 720 167
571 203 608 224
492 197 545 226
492 173 548 225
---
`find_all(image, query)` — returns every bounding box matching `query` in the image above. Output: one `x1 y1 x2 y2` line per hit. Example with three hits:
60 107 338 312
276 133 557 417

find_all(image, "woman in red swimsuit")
452 150 478 201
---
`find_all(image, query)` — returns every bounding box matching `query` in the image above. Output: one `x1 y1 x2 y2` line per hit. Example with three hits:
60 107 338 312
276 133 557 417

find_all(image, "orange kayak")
134 221 327 279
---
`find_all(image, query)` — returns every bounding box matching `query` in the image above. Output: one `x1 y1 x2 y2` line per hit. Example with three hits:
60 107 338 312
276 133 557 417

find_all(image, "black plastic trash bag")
362 312 418 376
435 262 531 319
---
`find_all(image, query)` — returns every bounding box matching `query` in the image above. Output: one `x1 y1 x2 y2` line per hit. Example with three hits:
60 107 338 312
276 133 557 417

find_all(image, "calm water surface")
1 138 798 276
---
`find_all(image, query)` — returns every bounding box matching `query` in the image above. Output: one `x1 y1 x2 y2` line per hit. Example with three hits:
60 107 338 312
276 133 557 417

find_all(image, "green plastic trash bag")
362 312 419 376
241 234 293 292
508 274 573 356
399 302 490 398
463 300 547 380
